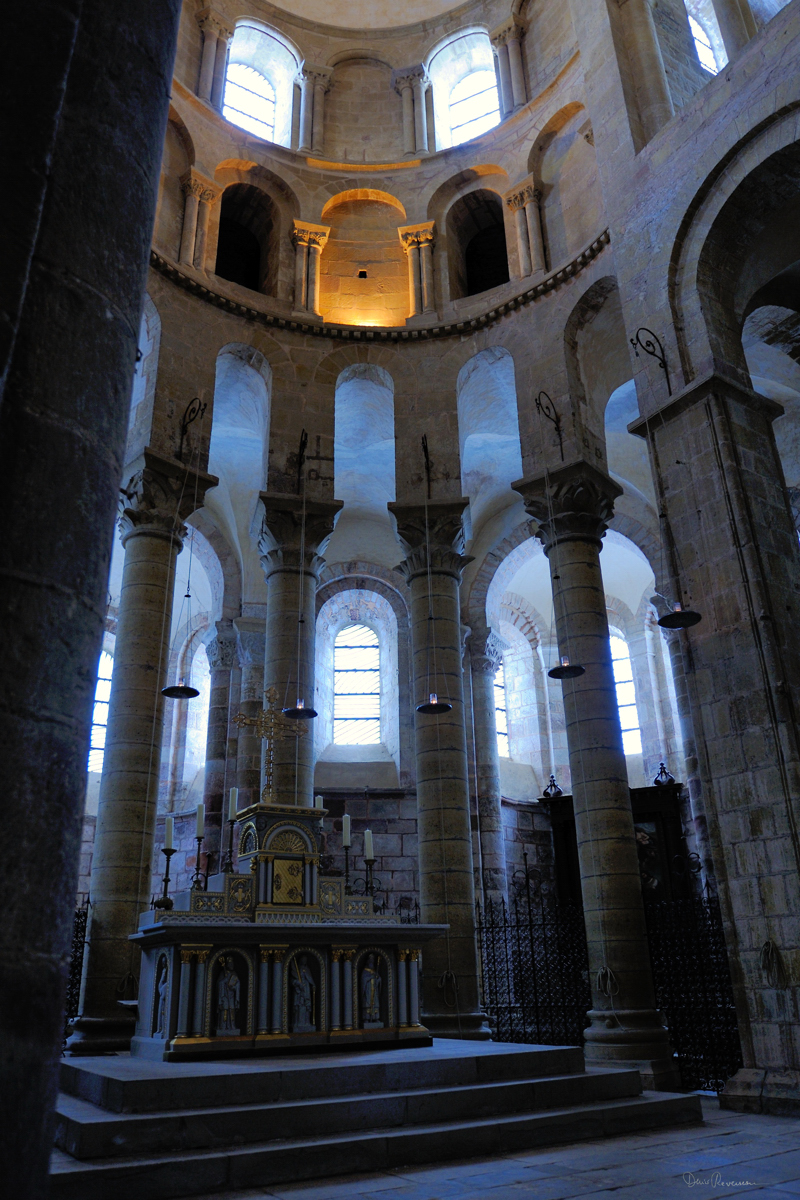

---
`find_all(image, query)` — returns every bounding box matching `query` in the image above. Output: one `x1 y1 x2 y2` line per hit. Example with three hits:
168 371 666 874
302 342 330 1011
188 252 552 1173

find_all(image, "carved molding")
389 500 473 584
149 228 611 341
514 461 623 552
398 220 436 252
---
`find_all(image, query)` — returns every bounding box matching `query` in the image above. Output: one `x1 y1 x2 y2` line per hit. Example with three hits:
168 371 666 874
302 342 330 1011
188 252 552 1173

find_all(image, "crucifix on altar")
233 686 307 805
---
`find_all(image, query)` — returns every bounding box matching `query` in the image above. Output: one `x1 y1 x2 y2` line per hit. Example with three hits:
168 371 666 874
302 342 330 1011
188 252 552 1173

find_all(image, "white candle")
314 794 324 810
164 816 174 850
195 802 204 839
228 787 238 822
364 828 374 861
342 813 351 848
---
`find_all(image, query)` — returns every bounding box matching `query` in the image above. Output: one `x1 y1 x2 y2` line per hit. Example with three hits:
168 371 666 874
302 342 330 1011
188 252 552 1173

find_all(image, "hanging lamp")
548 655 585 680
415 435 452 716
283 430 318 721
162 548 200 699
657 601 702 630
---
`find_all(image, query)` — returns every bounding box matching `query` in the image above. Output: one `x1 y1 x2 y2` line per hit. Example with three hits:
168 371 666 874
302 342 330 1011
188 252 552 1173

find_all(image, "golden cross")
233 686 307 803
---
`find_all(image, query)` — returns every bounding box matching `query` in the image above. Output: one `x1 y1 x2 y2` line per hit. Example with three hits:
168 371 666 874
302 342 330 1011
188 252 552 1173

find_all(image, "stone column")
467 628 509 903
69 453 217 1054
234 618 265 811
298 70 313 152
196 10 221 102
258 494 341 807
395 75 416 156
491 35 513 117
193 182 221 271
524 186 546 274
0 0 183 1181
202 621 236 872
179 176 201 267
711 0 753 58
619 0 674 142
388 500 489 1039
630 375 800 1112
398 222 435 319
210 22 232 110
413 74 429 153
505 190 532 278
308 67 331 155
257 949 270 1034
507 22 527 109
291 221 330 316
513 461 677 1087
192 948 209 1036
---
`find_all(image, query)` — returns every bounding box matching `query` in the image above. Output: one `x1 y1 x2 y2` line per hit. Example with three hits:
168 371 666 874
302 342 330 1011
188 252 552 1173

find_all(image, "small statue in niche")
291 955 316 1033
216 956 241 1036
361 954 383 1028
154 957 169 1036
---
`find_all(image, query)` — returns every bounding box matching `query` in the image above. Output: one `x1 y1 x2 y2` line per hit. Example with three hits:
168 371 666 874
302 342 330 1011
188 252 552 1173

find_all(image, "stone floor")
184 1098 800 1200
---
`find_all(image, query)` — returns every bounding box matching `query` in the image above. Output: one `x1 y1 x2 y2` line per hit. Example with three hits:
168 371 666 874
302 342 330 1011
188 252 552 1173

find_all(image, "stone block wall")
653 0 713 109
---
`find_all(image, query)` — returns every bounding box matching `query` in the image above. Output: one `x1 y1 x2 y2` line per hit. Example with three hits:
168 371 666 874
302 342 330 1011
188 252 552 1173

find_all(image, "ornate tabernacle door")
272 857 304 904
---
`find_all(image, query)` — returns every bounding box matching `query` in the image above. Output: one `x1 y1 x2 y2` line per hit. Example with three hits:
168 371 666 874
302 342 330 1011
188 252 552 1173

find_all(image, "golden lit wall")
319 196 408 327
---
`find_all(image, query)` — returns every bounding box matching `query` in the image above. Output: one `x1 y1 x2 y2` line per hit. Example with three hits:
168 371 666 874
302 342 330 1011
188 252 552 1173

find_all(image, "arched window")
223 63 276 140
610 635 642 755
88 651 113 773
333 625 380 744
688 15 719 73
449 70 500 146
494 660 509 758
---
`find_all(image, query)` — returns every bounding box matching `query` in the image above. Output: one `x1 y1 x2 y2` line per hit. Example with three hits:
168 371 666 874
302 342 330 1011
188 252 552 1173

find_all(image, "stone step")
55 1067 644 1159
59 1041 584 1113
50 1092 703 1200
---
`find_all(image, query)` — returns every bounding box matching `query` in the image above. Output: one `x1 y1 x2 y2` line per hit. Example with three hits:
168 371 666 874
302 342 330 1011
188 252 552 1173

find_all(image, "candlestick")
228 787 238 823
364 828 374 862
221 810 236 875
342 813 351 848
190 835 207 891
153 845 176 910
164 815 174 851
195 802 204 839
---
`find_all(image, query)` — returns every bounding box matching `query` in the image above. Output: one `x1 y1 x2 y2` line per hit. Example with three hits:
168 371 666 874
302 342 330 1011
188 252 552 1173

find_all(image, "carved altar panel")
273 858 304 904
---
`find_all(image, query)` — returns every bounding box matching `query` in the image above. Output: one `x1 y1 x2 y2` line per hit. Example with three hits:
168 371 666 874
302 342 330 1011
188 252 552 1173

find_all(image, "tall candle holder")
221 817 236 874
153 846 177 910
344 845 351 895
365 855 376 898
190 836 207 891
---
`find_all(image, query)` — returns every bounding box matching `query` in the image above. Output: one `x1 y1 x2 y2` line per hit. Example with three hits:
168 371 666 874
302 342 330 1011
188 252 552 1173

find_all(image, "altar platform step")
51 1041 702 1200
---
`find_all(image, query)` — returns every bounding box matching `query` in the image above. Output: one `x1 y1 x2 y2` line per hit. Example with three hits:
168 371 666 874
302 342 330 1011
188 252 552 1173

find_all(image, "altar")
130 800 446 1061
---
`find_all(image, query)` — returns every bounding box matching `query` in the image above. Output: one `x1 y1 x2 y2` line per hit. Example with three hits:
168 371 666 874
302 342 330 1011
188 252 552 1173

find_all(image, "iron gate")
477 877 743 1092
63 903 88 1048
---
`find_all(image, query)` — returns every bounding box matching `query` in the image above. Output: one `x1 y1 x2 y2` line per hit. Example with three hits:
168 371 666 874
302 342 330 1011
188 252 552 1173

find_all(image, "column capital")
467 627 509 674
397 220 436 252
389 499 473 582
504 178 540 211
291 219 330 250
196 8 226 36
206 620 237 671
257 492 342 578
233 617 265 668
303 63 332 90
392 64 428 94
180 169 221 206
119 449 218 547
513 460 622 553
491 15 525 48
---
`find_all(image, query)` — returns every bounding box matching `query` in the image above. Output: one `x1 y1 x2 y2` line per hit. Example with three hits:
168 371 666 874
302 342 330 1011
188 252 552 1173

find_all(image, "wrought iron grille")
644 890 743 1092
477 887 591 1046
63 903 88 1048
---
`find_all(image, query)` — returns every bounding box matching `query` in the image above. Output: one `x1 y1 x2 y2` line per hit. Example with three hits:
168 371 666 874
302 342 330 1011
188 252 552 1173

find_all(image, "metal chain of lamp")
283 429 317 721
416 434 452 715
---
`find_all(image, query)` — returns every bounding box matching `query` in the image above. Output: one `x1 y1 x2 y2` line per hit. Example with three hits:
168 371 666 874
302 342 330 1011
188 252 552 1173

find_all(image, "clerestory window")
610 635 643 755
223 63 276 141
689 15 719 73
333 624 381 745
449 70 500 146
494 660 510 758
88 650 113 773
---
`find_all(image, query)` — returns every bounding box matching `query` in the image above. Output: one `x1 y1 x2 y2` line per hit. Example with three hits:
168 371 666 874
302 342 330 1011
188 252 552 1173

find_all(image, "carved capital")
468 628 510 674
305 64 332 90
491 16 525 47
258 492 342 580
233 618 265 668
513 460 622 554
398 220 436 253
196 8 225 36
505 190 526 213
392 64 428 94
119 449 217 548
180 169 221 206
389 499 473 584
291 219 330 250
206 622 237 672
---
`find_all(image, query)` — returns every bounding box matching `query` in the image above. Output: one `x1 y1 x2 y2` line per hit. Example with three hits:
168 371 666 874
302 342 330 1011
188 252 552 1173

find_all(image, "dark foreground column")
390 501 490 1038
0 1 182 1192
515 462 678 1087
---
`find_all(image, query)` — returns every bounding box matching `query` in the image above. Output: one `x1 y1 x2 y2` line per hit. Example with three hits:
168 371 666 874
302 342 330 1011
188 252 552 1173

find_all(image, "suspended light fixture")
415 435 452 717
162 556 200 700
282 430 318 721
658 601 702 630
162 679 200 700
548 655 585 680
